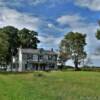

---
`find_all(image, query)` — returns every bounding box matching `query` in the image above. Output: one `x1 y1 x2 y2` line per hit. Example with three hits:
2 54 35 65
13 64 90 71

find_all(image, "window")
33 55 38 61
48 55 52 60
53 55 57 61
44 55 48 60
39 55 43 61
39 55 43 59
27 54 33 60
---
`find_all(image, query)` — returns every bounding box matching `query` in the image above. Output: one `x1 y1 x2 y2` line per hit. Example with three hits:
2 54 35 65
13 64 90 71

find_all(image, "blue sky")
0 0 100 66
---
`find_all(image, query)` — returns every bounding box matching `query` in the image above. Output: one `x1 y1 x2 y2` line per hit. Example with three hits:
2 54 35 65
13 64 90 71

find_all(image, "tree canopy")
96 29 100 40
0 29 9 64
95 21 100 55
17 28 40 48
0 26 40 64
60 32 87 70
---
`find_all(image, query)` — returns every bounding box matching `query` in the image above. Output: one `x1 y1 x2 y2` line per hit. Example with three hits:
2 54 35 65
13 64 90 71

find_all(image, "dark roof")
22 48 57 55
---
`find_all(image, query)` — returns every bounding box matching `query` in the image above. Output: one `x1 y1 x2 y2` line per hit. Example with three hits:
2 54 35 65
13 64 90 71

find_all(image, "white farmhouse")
11 48 58 72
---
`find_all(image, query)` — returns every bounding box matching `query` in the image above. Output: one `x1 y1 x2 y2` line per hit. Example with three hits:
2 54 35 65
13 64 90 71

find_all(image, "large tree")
2 26 18 64
0 29 9 65
1 26 40 65
17 28 40 49
60 32 87 70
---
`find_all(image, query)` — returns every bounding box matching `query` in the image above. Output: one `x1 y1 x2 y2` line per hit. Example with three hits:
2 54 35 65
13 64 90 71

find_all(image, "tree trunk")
74 57 79 71
74 61 79 71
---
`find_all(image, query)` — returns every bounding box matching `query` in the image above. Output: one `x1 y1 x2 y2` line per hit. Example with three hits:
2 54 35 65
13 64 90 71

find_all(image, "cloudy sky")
0 0 100 65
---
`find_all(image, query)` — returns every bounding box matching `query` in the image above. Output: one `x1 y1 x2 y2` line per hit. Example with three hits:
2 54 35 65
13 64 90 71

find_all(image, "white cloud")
57 14 99 54
57 14 81 25
0 7 43 31
0 0 70 7
38 35 63 49
0 6 63 49
29 0 47 5
75 0 100 11
57 14 85 28
0 4 99 53
57 14 98 34
48 23 54 28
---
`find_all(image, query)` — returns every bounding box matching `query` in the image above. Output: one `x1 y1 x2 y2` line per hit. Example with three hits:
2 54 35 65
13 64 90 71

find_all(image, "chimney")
51 48 53 52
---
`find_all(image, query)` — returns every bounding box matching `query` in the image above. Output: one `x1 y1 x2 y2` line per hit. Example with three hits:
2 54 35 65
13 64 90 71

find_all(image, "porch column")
18 47 23 72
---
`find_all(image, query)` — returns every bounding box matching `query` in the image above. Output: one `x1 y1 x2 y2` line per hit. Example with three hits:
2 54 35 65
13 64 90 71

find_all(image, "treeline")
0 26 40 65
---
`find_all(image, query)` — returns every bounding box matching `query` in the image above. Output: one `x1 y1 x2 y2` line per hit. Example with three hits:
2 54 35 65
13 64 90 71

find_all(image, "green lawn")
0 71 100 100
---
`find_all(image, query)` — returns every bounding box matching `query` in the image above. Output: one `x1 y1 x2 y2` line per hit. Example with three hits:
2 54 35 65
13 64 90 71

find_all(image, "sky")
0 0 100 66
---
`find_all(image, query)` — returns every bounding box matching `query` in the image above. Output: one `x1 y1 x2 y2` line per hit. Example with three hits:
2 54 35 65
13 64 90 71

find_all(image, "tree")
2 26 18 64
95 21 100 56
0 26 40 69
58 51 69 70
17 28 40 49
96 29 100 39
1 26 40 63
96 20 100 40
0 29 9 65
60 32 87 70
0 26 41 71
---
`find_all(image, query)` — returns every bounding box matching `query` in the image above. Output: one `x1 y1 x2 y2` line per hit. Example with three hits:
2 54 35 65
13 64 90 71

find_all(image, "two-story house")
10 48 58 72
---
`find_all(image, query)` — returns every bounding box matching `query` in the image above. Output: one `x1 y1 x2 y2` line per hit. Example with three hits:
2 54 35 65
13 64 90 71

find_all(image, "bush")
34 72 46 77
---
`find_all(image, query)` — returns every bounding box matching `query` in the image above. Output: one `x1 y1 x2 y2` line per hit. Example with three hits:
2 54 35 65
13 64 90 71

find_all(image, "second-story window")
48 55 52 60
33 55 38 61
52 55 57 61
39 55 43 61
27 54 33 60
44 55 48 60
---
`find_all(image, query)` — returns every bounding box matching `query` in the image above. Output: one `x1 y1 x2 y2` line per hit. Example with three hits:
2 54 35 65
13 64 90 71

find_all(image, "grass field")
0 71 100 100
